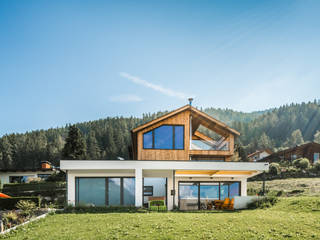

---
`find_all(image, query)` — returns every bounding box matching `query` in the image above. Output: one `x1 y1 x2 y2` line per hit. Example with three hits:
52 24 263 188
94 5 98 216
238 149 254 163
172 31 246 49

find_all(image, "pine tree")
62 125 86 160
0 136 13 168
314 131 320 144
87 131 101 159
285 129 304 148
257 132 273 150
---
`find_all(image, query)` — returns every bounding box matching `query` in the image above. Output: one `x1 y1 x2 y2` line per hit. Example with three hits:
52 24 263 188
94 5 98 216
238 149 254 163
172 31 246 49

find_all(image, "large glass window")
143 131 153 149
76 178 106 207
179 181 240 210
174 126 184 149
229 182 240 198
143 125 184 150
154 125 173 149
123 178 135 206
179 183 199 210
200 183 219 200
220 183 229 200
108 178 121 205
75 177 135 207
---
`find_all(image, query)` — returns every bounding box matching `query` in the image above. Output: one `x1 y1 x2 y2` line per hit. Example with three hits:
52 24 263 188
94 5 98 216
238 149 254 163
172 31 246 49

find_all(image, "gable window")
143 125 184 150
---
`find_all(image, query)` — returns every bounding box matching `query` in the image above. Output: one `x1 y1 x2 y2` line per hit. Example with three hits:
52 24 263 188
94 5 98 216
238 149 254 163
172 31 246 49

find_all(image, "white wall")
66 169 248 210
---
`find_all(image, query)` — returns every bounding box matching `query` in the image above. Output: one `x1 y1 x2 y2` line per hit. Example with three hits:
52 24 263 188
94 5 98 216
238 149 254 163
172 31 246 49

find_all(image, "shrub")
313 162 320 172
149 200 165 206
2 211 19 229
16 200 38 217
293 158 310 170
63 205 142 213
0 197 41 210
247 196 278 209
269 163 280 175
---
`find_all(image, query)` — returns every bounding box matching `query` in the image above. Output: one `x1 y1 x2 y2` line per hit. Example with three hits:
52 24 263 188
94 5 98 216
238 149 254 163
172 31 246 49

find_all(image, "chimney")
188 98 194 106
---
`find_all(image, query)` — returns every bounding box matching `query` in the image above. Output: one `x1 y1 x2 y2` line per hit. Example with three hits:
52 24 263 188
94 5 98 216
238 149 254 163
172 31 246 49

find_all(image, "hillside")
0 101 320 169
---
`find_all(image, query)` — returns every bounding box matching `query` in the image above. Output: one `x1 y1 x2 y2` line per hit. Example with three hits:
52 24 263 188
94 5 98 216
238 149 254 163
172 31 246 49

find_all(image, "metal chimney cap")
188 98 194 106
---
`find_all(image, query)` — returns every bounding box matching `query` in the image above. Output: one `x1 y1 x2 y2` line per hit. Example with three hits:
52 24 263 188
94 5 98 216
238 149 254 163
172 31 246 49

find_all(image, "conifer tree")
314 131 320 144
62 125 86 160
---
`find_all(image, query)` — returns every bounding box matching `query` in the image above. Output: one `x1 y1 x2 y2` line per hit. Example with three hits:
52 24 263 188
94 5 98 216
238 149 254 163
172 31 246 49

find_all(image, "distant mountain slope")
0 101 319 169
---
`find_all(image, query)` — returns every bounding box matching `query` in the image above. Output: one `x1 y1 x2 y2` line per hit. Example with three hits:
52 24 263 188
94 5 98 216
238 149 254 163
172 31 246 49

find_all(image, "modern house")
259 142 320 165
0 161 56 185
247 149 273 162
61 103 268 210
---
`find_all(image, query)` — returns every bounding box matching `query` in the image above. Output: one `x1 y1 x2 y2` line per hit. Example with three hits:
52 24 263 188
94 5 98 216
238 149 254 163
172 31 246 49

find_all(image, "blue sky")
0 0 320 136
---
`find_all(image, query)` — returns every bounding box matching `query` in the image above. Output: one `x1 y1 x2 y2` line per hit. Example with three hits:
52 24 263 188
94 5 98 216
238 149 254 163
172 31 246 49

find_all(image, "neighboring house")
0 161 56 185
247 149 273 162
61 103 268 210
259 142 320 165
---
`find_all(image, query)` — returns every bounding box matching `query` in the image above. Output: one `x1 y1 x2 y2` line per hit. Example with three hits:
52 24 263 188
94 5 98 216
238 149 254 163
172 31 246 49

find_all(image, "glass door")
179 182 199 210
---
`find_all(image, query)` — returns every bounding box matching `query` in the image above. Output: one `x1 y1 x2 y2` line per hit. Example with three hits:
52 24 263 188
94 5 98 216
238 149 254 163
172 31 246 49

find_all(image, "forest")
1 100 320 169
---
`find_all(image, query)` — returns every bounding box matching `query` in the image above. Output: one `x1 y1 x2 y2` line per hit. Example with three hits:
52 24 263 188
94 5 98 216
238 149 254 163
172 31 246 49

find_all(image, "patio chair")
220 198 230 210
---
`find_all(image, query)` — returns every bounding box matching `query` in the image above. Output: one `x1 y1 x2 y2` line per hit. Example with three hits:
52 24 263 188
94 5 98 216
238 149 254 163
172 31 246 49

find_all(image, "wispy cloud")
120 72 192 99
108 94 143 103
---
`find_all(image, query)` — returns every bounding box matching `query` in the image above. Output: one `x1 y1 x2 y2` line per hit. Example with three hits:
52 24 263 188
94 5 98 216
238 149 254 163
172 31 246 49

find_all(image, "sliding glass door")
179 183 199 210
179 181 240 210
76 177 135 207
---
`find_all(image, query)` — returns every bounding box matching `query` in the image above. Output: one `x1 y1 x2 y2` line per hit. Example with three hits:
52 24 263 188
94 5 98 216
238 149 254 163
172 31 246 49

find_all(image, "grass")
248 178 320 196
1 197 320 240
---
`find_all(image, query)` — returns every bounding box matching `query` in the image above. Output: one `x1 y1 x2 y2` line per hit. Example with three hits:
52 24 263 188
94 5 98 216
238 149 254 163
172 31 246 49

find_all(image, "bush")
313 162 320 172
63 205 142 213
293 158 310 170
0 197 41 210
149 200 165 206
2 211 19 229
247 196 278 209
16 200 38 217
269 163 280 175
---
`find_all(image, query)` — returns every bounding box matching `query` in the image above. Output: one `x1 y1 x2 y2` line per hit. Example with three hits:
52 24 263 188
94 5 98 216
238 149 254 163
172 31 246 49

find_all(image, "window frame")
142 124 185 150
75 177 135 206
178 181 241 210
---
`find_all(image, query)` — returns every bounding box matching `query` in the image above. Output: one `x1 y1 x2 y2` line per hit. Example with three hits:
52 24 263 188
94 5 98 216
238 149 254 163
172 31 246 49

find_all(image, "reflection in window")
179 183 198 199
174 126 184 149
154 125 173 149
229 182 240 198
220 183 229 200
123 178 135 206
76 178 106 206
108 178 121 205
200 183 219 200
143 125 184 150
143 131 153 149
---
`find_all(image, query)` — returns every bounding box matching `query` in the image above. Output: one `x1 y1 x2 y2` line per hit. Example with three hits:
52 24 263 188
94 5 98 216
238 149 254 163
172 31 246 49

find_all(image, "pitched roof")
131 105 240 136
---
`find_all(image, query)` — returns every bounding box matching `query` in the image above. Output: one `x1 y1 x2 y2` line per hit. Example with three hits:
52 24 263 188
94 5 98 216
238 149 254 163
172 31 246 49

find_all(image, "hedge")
0 196 41 210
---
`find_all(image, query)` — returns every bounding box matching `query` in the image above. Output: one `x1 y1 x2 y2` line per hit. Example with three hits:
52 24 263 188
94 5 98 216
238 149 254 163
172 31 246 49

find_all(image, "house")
247 149 273 162
61 103 268 210
0 161 56 185
259 142 320 165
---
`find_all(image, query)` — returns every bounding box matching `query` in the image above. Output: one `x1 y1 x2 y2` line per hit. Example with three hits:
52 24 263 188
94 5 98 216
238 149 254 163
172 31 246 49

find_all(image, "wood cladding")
132 105 239 161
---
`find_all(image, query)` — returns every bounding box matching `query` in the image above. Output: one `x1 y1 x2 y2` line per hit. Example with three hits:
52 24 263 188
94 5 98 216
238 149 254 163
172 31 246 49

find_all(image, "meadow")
1 197 320 240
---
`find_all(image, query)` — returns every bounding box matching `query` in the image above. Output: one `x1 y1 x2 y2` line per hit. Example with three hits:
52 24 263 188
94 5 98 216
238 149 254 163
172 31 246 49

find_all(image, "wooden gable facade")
131 105 240 161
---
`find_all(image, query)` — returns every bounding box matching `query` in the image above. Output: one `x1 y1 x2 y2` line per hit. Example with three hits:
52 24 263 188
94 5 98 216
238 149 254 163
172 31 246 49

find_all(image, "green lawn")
248 178 320 196
2 197 320 240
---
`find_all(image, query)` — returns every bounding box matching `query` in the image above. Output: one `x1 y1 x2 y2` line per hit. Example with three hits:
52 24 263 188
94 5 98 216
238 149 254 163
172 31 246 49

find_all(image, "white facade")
61 160 268 210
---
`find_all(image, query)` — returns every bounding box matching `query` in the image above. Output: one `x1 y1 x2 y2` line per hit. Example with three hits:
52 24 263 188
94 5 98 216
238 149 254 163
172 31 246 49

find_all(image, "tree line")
1 101 320 168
